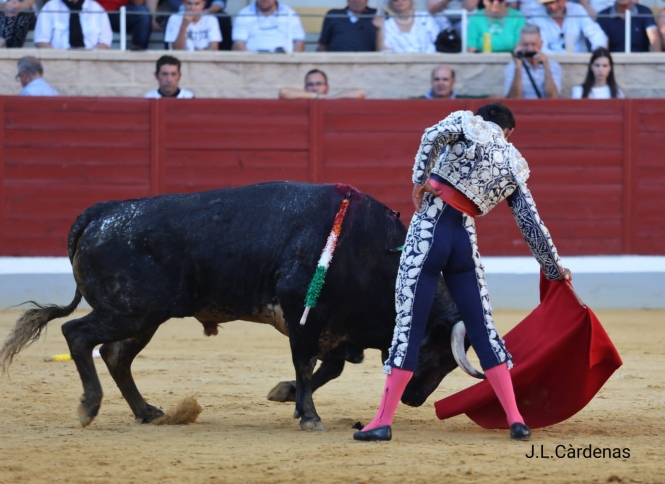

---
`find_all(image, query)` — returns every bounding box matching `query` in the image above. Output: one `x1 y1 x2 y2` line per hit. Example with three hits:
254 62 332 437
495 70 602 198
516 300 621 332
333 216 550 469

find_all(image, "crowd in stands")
1 0 663 53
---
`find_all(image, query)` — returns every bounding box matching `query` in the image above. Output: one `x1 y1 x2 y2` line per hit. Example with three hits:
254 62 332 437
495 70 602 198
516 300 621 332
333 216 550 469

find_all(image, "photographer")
504 24 561 99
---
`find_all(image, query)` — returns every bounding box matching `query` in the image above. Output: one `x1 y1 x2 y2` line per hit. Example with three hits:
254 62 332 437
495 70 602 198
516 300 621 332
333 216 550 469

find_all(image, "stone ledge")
3 49 664 98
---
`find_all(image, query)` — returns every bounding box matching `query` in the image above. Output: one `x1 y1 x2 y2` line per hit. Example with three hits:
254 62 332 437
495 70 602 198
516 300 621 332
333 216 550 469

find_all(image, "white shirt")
144 88 195 98
20 78 59 96
528 2 607 53
383 11 441 53
571 85 624 99
33 0 112 49
164 14 222 51
232 2 305 53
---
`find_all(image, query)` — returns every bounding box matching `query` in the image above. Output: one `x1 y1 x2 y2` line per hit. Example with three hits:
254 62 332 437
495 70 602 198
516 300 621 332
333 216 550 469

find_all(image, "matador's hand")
412 182 441 211
559 268 572 282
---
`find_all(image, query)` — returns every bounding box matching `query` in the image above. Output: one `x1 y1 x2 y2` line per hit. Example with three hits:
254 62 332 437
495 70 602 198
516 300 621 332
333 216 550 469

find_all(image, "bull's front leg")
291 351 325 431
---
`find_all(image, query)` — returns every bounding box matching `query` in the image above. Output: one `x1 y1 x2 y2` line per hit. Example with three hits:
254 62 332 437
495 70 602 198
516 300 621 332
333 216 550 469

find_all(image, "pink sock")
362 368 413 432
485 363 524 426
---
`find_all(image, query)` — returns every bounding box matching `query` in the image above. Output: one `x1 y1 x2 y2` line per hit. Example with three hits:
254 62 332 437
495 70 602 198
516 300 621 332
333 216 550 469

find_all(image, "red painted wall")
1 97 663 256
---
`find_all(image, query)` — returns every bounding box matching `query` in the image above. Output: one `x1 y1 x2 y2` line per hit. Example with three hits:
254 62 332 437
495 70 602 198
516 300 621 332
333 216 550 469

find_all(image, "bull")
0 182 477 431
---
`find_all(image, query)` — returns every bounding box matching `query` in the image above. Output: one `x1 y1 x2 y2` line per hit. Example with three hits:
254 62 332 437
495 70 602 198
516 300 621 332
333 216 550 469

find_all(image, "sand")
0 309 663 484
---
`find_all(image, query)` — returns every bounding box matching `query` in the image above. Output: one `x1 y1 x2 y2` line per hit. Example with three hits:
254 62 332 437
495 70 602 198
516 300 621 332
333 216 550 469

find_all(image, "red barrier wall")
1 97 663 256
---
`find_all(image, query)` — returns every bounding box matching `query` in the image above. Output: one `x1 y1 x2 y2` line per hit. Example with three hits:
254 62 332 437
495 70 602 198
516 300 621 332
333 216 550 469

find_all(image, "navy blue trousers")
385 191 511 374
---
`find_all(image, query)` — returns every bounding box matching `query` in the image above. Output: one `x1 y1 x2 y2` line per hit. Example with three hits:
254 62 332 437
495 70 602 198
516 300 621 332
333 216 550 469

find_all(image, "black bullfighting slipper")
353 425 392 442
510 422 532 441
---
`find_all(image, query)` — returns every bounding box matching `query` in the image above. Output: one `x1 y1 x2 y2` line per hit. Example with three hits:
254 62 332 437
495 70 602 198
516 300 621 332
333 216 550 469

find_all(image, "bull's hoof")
77 396 100 427
136 404 165 424
267 381 296 402
300 418 326 432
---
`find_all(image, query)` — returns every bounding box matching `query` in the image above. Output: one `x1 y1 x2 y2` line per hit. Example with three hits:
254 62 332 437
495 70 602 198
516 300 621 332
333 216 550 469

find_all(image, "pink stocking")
362 368 413 432
485 362 524 426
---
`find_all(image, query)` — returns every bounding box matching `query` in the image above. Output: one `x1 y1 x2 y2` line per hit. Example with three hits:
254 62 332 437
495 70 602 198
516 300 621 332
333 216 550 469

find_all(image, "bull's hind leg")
268 356 346 403
62 311 163 427
99 328 164 423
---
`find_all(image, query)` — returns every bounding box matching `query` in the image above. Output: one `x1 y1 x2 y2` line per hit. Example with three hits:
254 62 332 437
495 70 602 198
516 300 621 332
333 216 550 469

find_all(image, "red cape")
434 273 623 429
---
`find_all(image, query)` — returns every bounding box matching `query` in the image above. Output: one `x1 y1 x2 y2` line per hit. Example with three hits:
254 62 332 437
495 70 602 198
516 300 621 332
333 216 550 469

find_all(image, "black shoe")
353 425 392 442
510 422 531 441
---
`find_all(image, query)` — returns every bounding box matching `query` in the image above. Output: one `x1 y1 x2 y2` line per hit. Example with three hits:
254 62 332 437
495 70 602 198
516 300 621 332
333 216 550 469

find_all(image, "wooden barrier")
1 97 663 256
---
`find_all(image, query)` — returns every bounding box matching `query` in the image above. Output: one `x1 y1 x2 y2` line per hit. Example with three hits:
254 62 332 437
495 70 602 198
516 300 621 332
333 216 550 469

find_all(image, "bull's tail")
0 289 82 373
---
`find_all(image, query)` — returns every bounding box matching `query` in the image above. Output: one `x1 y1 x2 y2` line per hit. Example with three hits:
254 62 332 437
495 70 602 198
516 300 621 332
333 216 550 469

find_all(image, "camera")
514 51 537 59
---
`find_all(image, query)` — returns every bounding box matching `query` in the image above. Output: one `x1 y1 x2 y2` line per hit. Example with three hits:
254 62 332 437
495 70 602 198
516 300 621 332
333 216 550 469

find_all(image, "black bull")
0 182 463 430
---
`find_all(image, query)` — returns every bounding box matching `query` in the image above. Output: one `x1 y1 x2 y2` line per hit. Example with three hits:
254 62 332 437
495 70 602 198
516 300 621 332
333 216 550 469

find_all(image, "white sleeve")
164 15 182 43
98 7 113 47
290 12 306 41
232 9 250 42
207 15 222 42
33 5 55 44
571 85 583 99
427 14 440 43
580 13 608 50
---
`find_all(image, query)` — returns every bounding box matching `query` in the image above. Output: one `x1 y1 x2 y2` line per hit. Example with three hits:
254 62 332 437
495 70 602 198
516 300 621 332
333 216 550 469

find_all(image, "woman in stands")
466 0 525 53
572 48 624 99
0 0 33 48
373 0 442 53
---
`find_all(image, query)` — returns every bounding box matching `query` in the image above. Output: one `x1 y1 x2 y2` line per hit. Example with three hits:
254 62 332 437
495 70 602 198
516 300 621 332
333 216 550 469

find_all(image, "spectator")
418 64 499 99
34 0 112 49
505 25 561 98
16 56 59 96
467 0 525 52
317 0 378 52
529 0 607 53
373 0 441 53
427 0 477 33
145 55 194 98
0 0 32 48
165 0 221 50
279 69 366 99
149 0 232 50
96 0 151 50
597 0 662 52
571 47 624 98
421 64 457 98
658 10 665 49
232 0 305 52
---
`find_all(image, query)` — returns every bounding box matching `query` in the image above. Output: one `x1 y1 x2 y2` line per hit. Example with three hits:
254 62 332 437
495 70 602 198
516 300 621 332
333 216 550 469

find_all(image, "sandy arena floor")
0 309 663 484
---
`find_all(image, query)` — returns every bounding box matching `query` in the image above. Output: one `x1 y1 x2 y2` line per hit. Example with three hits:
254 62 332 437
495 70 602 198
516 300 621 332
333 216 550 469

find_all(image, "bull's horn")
451 321 485 379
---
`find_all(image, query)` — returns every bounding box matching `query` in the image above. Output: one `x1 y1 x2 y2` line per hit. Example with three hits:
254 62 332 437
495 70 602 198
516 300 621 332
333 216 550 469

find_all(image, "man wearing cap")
528 0 607 53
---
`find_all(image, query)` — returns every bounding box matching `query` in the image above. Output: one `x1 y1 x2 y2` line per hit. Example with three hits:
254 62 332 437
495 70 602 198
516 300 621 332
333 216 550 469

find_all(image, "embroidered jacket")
412 110 564 280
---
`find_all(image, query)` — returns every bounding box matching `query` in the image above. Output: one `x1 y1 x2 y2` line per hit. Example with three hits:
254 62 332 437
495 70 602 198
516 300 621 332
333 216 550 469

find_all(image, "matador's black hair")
475 103 516 131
